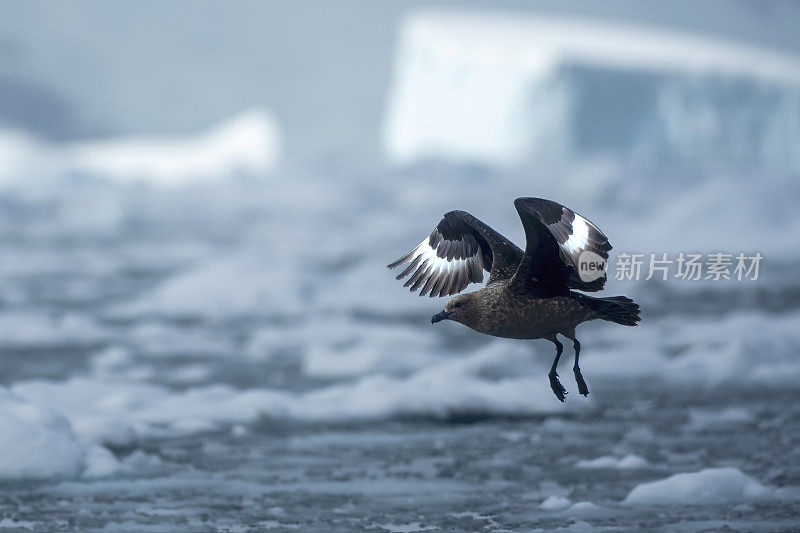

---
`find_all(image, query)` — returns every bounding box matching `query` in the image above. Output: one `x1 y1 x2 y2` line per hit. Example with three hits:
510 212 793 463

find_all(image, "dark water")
1 385 798 532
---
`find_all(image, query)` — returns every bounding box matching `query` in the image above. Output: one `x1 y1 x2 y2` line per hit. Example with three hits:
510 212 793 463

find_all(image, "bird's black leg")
547 337 567 402
572 338 589 396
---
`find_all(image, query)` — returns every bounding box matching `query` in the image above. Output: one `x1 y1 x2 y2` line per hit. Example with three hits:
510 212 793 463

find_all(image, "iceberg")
383 11 800 171
0 109 280 186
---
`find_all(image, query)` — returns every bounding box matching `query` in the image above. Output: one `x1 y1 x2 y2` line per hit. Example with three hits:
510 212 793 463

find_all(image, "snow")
10 347 589 444
565 502 606 517
383 11 800 170
0 518 39 530
0 387 86 480
575 454 649 469
69 110 280 184
378 523 438 533
0 109 280 187
686 408 754 431
0 388 134 481
581 310 800 388
624 467 773 505
300 320 444 378
0 312 105 348
539 495 572 511
113 252 305 319
565 521 596 532
0 163 795 457
1 7 799 530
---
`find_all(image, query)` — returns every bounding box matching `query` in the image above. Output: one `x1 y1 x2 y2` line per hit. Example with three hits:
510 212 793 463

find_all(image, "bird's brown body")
455 281 594 340
389 197 640 401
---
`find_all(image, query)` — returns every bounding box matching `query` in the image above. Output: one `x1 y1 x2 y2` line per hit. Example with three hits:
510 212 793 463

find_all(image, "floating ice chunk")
245 326 307 361
113 253 304 319
90 346 135 376
0 109 280 187
686 407 754 431
231 424 249 438
81 445 122 479
583 310 800 389
624 467 772 505
659 312 800 387
566 501 605 516
294 349 588 422
540 495 572 511
0 518 38 530
0 312 105 348
0 130 49 183
12 379 163 446
378 523 438 533
0 388 86 480
11 348 588 442
575 454 649 469
128 322 232 359
562 521 594 533
301 320 443 378
71 415 138 449
67 109 280 184
258 520 301 530
0 388 122 481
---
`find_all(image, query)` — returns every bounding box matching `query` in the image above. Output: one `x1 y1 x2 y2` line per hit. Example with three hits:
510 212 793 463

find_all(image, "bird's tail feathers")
576 294 641 326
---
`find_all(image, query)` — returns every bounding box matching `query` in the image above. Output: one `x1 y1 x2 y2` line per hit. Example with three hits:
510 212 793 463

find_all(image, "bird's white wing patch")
563 213 591 255
513 197 613 292
389 233 484 297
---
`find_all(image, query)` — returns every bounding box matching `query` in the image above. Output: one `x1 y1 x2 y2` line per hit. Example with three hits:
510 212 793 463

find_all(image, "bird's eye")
454 302 462 308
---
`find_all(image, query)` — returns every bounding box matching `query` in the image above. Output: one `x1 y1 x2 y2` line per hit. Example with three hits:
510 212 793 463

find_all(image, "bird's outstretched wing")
388 210 522 297
511 197 612 293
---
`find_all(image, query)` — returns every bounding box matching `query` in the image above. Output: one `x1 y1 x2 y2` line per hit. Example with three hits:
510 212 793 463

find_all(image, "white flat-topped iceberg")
383 11 800 170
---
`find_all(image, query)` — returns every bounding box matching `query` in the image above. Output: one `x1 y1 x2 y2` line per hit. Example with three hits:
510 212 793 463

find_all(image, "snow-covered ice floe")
539 495 572 511
624 467 773 505
0 109 280 187
0 312 106 349
0 388 159 481
575 454 649 470
581 309 800 388
384 10 800 171
11 347 591 445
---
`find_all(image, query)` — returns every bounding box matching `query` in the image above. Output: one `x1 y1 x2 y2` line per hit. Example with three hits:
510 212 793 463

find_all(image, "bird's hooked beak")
431 310 451 324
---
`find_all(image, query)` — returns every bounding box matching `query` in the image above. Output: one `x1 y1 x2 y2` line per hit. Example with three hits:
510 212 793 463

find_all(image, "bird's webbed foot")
548 371 568 402
573 366 589 397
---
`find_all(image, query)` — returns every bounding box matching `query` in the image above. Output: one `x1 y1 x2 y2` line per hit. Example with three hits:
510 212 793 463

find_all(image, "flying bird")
388 197 640 402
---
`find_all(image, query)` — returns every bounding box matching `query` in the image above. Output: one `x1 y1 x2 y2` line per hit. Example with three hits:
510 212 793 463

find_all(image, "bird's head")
431 292 478 326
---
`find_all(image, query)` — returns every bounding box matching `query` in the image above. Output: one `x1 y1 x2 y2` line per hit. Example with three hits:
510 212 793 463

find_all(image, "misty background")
2 0 800 165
